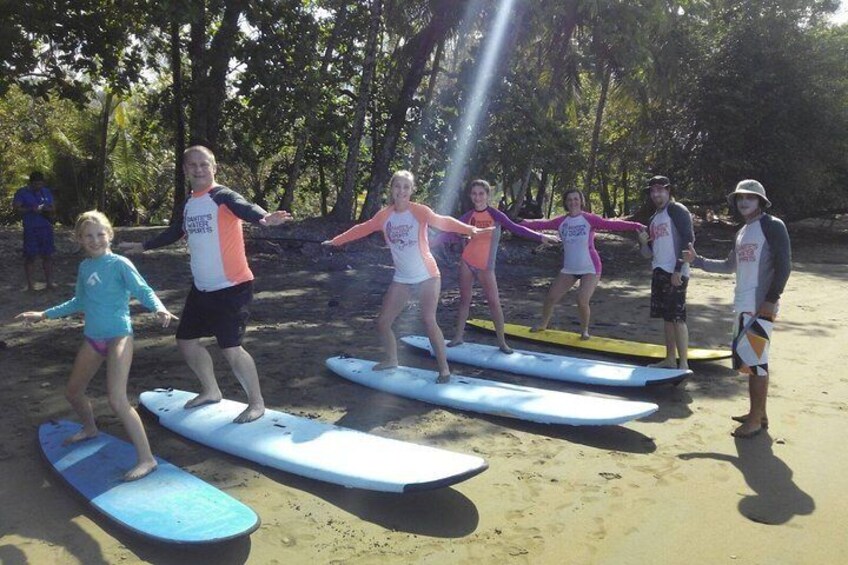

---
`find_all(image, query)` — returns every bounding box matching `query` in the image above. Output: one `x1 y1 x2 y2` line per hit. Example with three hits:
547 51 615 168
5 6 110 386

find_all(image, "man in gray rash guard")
684 180 791 439
638 175 695 371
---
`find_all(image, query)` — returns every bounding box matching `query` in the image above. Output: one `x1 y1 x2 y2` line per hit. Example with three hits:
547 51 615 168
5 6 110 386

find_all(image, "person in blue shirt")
12 171 56 290
17 211 178 481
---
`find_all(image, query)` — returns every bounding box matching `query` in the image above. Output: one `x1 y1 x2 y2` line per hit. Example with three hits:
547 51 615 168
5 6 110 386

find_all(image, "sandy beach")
1 217 846 564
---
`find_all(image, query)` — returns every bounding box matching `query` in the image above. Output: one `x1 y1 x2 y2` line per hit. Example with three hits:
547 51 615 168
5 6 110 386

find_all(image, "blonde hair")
74 210 114 241
184 145 217 164
388 170 415 204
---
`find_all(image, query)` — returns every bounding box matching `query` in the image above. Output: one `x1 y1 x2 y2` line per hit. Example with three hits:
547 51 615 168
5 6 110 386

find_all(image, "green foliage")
2 0 847 225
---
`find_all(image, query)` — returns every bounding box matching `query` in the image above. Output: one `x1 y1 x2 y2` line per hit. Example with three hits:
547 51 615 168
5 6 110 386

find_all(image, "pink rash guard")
522 212 644 275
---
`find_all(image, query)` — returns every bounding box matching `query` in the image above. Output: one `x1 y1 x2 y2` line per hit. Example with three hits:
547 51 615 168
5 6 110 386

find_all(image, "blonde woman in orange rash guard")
323 171 493 383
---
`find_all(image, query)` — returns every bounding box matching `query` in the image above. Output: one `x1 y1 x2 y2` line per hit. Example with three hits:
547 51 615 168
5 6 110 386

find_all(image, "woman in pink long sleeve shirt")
522 189 646 339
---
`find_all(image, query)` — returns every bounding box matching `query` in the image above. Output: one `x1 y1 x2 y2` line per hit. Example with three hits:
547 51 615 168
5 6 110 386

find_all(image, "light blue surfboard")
140 389 488 492
400 335 691 387
325 356 658 426
38 420 259 544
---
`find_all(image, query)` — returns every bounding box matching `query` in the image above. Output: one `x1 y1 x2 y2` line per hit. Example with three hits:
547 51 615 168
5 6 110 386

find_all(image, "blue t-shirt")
45 253 165 339
13 186 54 230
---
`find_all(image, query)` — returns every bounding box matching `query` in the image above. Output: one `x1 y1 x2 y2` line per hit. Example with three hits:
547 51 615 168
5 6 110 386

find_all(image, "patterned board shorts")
650 268 688 322
732 313 774 377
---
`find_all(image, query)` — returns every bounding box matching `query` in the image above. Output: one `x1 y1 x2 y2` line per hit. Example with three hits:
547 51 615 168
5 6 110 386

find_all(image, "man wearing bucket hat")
638 175 695 370
683 179 791 439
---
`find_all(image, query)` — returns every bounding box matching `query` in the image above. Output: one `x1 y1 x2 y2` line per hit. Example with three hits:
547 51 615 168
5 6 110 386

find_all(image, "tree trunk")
332 0 382 220
584 64 612 213
170 18 187 225
188 0 245 150
187 0 208 146
511 165 532 217
410 37 444 175
359 7 459 220
621 160 630 216
547 173 557 217
537 168 548 210
598 168 613 217
319 161 329 216
280 5 350 212
96 91 113 211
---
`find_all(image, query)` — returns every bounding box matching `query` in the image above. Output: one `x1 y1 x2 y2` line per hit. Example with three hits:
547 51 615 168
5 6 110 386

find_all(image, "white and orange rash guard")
330 202 476 283
143 185 267 291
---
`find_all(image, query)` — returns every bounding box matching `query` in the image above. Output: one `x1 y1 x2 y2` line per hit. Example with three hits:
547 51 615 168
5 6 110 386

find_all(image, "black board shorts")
176 281 253 348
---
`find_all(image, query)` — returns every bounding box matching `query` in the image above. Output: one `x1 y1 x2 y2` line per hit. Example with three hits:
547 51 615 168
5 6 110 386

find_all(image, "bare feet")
233 404 265 424
498 343 514 354
435 373 451 384
579 332 591 341
731 423 764 439
123 460 158 482
373 361 399 372
731 414 769 428
447 338 464 348
63 428 98 446
678 362 690 372
184 393 222 410
648 359 678 369
529 325 547 333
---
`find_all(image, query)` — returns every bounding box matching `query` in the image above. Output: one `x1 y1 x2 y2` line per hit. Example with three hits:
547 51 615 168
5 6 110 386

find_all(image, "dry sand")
0 217 846 564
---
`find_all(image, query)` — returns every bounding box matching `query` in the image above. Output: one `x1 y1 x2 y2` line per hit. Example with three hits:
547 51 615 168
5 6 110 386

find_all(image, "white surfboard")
401 335 690 387
325 357 658 426
139 389 487 493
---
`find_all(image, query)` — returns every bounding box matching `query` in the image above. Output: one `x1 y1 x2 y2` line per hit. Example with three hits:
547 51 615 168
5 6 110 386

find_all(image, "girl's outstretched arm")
584 212 645 232
16 311 46 324
520 216 565 231
324 212 386 247
488 208 547 242
426 209 476 236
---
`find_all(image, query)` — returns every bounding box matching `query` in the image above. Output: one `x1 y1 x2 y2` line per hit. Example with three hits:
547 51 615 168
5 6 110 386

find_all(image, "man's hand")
637 229 650 245
757 301 777 318
671 272 683 287
117 242 144 254
682 242 697 264
260 210 293 226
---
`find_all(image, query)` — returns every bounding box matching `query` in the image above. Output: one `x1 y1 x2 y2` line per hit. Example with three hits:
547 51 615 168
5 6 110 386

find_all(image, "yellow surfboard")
467 319 731 361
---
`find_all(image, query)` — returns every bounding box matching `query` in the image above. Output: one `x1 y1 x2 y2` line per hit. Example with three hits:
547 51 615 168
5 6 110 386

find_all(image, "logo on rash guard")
87 272 102 286
564 224 588 242
650 222 670 240
186 213 214 234
471 215 494 229
386 220 416 250
738 242 759 262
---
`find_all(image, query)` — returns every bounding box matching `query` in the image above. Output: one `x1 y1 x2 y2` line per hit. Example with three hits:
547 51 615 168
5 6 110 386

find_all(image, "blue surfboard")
39 420 260 544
